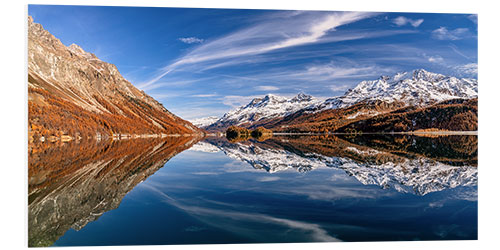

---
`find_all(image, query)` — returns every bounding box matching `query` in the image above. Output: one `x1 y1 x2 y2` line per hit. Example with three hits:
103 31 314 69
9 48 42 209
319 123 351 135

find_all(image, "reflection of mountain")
28 136 200 247
202 135 477 196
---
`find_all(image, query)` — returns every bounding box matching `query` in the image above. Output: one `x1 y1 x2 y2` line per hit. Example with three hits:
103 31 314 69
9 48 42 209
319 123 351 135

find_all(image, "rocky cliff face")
28 16 201 140
205 93 320 132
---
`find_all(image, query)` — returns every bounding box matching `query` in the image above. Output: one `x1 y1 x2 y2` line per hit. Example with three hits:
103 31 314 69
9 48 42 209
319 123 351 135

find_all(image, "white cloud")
454 63 478 76
330 84 352 92
178 37 204 44
141 11 377 88
222 95 262 108
392 16 424 28
255 85 279 91
432 27 469 40
468 14 478 24
426 55 444 64
278 63 392 82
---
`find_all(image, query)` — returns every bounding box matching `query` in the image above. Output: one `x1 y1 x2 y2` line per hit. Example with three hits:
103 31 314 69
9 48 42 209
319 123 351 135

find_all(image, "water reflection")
200 135 477 195
28 136 201 247
28 134 477 246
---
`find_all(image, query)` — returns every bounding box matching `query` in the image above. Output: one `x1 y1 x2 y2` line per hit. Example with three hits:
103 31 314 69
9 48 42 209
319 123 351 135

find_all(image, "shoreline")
206 131 478 137
29 133 205 144
30 130 478 144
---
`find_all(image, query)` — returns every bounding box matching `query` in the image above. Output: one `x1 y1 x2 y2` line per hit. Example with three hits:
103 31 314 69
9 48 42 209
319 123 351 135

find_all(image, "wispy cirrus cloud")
467 14 478 24
432 27 470 40
191 93 218 98
139 11 378 89
178 37 204 44
448 44 472 60
392 16 424 27
258 62 393 84
454 63 478 76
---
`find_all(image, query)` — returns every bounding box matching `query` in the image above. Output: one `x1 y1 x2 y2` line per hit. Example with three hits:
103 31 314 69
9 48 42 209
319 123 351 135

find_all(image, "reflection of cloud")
281 185 392 201
221 161 257 173
184 226 206 232
192 172 219 175
257 176 280 182
142 183 340 242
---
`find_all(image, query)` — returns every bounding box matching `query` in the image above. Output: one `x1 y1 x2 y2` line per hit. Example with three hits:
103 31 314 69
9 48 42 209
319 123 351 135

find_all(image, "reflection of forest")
203 134 477 196
260 135 477 167
336 134 477 166
216 134 477 167
28 136 201 247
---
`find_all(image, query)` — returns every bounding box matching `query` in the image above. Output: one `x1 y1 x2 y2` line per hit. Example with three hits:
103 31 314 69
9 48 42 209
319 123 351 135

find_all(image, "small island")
226 126 273 142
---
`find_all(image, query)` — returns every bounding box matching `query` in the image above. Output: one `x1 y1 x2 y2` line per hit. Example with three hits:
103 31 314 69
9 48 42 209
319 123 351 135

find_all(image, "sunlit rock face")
28 16 200 141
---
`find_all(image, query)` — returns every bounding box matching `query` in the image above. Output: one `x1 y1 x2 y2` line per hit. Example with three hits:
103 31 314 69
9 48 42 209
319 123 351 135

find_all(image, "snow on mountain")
208 140 477 196
208 93 320 128
314 69 478 111
189 116 220 128
205 69 477 130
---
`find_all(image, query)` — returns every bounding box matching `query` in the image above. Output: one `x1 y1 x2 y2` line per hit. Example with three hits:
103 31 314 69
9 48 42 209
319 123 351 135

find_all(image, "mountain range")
28 14 478 138
201 69 477 133
28 16 201 143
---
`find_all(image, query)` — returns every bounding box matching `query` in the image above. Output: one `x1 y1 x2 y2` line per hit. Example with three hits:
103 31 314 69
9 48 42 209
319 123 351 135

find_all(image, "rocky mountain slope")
336 98 478 133
313 69 477 111
205 93 320 131
203 69 478 133
28 16 201 141
189 116 220 129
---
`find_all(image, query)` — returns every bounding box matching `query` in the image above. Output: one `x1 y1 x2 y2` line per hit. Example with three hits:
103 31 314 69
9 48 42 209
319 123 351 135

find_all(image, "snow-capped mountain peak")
189 116 220 128
314 69 477 111
206 93 321 129
204 69 477 130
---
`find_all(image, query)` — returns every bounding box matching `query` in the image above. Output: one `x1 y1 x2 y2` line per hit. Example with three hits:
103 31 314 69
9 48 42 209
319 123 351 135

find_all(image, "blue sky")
28 5 478 120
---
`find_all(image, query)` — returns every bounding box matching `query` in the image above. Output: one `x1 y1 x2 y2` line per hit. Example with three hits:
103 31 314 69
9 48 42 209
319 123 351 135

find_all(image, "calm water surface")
28 135 477 246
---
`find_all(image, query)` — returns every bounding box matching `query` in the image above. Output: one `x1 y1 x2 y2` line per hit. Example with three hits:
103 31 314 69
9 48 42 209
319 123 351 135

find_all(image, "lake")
28 134 477 246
